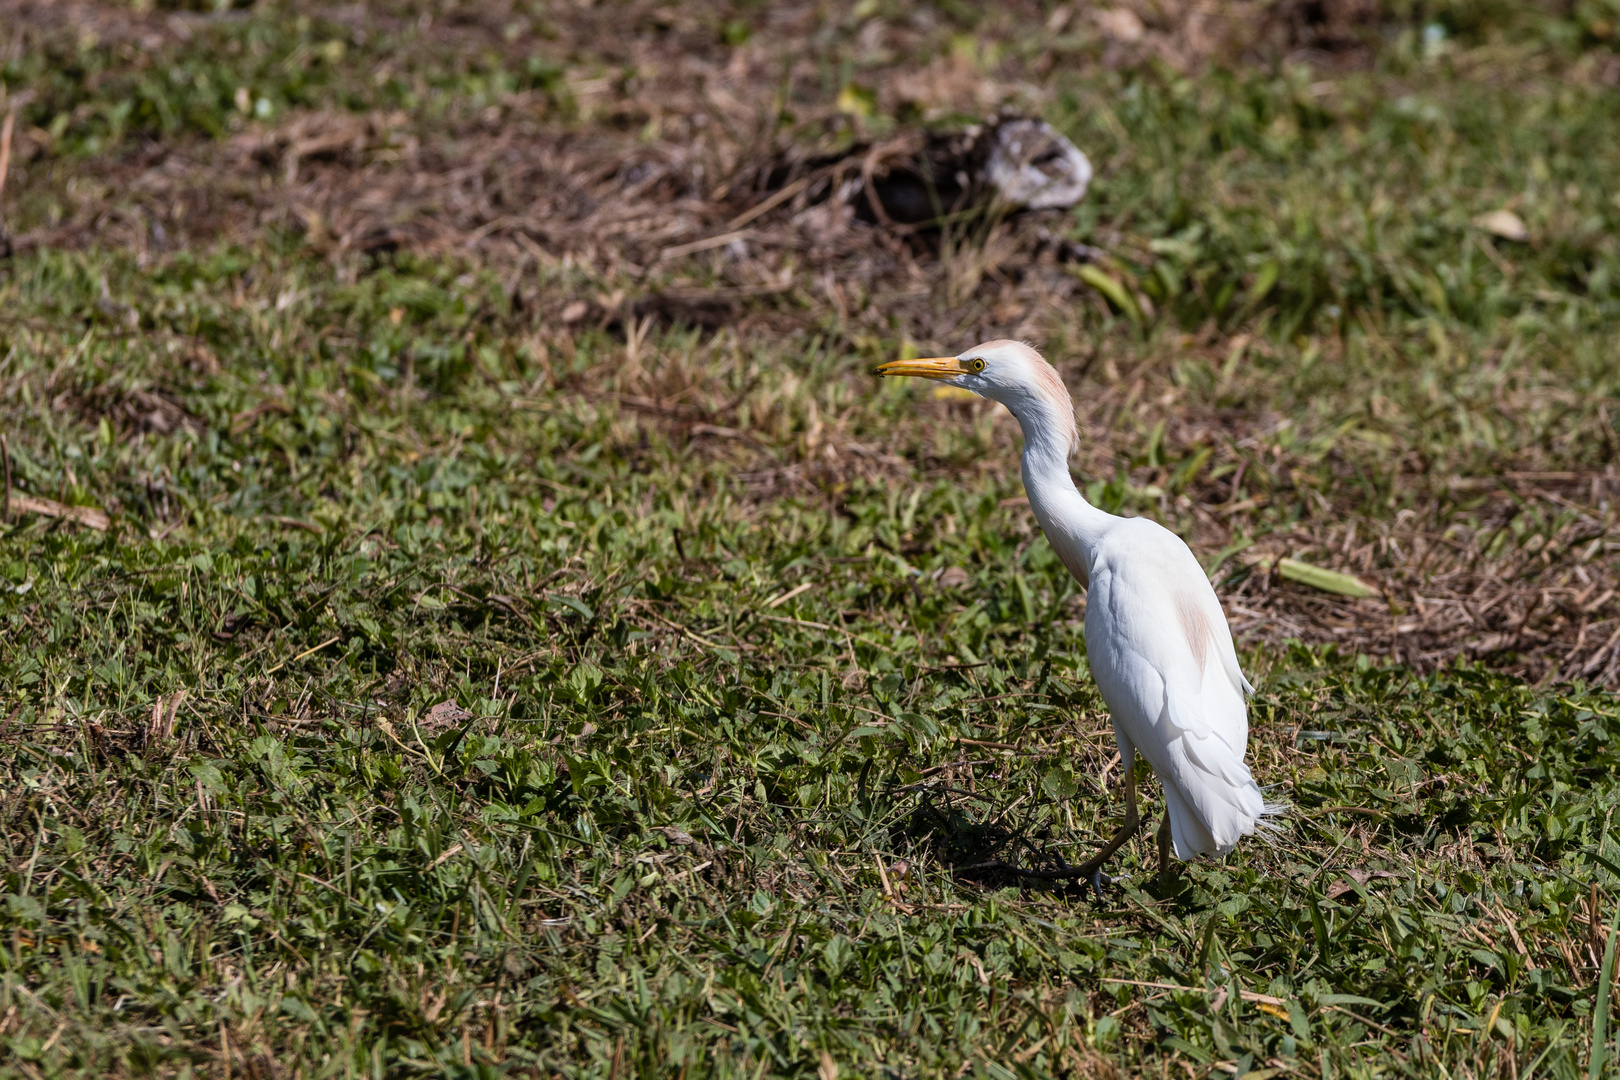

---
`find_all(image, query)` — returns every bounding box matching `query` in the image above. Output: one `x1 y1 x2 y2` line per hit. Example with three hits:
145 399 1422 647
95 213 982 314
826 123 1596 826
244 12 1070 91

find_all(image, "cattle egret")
878 341 1280 890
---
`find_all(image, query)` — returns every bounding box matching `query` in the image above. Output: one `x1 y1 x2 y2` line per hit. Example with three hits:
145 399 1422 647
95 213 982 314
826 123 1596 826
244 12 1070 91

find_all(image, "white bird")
878 340 1280 887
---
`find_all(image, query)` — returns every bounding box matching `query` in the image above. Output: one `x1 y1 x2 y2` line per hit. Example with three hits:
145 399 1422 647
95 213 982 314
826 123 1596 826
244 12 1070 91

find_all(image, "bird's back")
1082 517 1275 858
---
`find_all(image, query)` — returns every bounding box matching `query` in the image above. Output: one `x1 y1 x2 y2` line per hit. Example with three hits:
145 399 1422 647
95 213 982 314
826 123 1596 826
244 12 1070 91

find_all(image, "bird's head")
876 339 1078 458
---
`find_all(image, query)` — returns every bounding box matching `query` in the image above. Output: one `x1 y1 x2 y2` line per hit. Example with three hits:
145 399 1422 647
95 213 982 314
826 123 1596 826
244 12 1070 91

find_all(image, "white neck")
1005 400 1114 589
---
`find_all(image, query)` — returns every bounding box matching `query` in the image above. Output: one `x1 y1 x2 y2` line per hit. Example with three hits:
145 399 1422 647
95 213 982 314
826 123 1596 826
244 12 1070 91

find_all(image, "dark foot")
1089 869 1112 900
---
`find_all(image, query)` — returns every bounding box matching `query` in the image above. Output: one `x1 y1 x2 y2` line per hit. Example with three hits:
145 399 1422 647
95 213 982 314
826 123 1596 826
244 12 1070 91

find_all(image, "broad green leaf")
1074 265 1144 325
1278 558 1377 598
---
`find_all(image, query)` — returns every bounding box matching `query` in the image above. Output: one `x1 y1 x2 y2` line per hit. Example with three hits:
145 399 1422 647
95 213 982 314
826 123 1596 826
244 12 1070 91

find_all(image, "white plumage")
879 340 1280 882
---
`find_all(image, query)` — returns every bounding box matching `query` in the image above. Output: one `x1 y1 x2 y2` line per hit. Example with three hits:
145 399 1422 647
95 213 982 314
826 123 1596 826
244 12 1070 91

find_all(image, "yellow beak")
874 356 964 380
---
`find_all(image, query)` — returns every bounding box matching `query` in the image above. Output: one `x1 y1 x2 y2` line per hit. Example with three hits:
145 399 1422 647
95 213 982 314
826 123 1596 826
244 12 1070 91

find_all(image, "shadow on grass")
891 786 1106 899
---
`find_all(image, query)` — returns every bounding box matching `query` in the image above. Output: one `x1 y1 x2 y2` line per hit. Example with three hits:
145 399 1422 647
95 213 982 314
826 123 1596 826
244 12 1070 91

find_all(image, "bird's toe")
1089 869 1112 901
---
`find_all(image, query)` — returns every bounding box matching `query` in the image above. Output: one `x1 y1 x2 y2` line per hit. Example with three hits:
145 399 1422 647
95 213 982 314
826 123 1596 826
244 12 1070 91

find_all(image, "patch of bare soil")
1223 473 1620 686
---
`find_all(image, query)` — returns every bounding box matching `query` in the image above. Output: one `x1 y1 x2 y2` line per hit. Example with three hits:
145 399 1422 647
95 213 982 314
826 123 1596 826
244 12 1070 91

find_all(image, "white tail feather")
1153 731 1277 859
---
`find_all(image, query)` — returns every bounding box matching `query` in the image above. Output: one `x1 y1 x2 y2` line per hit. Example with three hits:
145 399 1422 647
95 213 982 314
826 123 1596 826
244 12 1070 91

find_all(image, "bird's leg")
1075 765 1141 895
1157 814 1173 874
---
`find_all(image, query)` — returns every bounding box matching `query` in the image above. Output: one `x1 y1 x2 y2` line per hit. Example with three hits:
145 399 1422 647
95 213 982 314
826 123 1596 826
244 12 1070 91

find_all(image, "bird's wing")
1087 520 1265 855
1093 520 1247 717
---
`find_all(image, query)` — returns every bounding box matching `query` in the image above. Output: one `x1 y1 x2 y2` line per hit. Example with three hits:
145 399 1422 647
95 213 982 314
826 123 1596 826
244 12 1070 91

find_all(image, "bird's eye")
969 358 986 373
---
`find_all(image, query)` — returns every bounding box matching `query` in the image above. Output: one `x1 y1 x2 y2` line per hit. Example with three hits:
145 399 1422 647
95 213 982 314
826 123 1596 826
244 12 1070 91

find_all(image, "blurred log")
740 116 1093 232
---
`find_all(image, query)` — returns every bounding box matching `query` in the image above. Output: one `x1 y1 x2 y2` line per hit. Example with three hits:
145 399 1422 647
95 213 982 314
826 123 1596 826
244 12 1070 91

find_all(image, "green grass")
3 2 1620 1077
